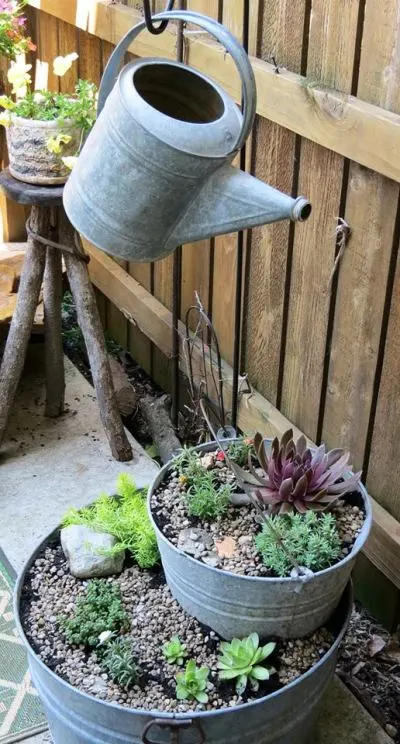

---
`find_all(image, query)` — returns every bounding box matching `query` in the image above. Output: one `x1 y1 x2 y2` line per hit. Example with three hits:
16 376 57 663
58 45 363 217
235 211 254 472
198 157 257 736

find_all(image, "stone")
215 536 237 558
201 553 220 568
61 525 124 579
178 528 213 557
200 453 215 470
230 492 251 506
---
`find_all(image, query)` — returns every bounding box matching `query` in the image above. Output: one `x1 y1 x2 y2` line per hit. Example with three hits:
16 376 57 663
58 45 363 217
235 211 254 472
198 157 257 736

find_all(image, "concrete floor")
0 344 391 743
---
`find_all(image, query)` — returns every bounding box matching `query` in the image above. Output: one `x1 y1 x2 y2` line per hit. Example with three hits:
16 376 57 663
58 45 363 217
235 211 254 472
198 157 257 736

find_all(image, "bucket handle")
98 10 257 153
142 718 205 743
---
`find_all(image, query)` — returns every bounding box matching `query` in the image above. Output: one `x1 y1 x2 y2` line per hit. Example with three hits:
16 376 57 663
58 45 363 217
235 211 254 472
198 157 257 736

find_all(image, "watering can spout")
169 164 312 247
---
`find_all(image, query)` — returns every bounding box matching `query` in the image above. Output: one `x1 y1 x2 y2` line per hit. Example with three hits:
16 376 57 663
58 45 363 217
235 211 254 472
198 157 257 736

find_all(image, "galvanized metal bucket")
14 530 352 744
148 441 372 640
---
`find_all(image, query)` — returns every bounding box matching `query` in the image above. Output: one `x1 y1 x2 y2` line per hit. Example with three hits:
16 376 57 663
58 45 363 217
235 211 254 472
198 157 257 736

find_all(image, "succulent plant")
230 429 361 515
175 660 210 703
101 637 139 688
163 636 187 665
217 633 276 695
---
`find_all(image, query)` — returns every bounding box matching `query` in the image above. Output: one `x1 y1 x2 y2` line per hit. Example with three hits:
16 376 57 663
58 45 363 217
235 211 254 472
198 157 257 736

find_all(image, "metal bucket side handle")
142 718 205 743
97 10 257 153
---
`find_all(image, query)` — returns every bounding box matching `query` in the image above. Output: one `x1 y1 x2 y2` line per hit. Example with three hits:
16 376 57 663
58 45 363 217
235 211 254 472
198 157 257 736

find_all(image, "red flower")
216 451 225 462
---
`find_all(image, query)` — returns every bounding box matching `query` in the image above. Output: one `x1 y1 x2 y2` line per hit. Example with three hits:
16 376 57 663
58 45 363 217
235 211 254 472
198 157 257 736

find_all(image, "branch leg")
0 206 47 443
44 240 65 417
59 211 133 461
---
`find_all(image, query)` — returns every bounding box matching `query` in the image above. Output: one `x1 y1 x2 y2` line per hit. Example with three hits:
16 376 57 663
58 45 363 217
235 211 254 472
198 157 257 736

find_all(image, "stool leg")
59 214 133 462
0 206 47 444
44 244 65 417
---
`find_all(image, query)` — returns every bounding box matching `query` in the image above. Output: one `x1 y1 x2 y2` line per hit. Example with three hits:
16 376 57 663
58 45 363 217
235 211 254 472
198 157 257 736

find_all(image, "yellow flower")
47 133 72 154
0 113 11 127
7 60 32 97
62 156 78 170
0 95 15 110
53 53 79 77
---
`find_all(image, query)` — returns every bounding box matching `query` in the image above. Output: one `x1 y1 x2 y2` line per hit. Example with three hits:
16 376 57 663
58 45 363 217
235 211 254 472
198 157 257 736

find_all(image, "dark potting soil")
20 541 334 713
150 457 366 579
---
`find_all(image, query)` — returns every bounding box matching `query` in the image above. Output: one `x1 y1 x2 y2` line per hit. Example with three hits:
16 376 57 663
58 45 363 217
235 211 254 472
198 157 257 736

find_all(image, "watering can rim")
97 9 257 154
115 56 243 159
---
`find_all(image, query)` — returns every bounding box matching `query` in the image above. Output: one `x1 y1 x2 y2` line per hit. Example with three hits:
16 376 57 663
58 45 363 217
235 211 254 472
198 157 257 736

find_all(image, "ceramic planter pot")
6 115 81 185
148 441 372 640
14 528 353 744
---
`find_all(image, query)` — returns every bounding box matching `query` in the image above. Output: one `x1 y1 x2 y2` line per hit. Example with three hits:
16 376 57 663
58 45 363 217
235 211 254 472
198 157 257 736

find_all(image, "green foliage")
255 511 341 577
4 79 97 131
60 579 130 647
100 637 139 688
185 477 231 520
173 447 205 484
61 474 159 569
175 660 209 704
227 437 254 467
217 633 275 695
163 636 187 666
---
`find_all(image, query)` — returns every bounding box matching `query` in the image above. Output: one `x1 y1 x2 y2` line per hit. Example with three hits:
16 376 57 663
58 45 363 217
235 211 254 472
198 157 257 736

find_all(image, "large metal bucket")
14 530 352 744
148 441 372 639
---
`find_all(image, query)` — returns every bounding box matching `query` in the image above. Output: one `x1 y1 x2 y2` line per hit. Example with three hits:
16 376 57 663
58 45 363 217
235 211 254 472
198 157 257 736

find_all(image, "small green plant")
185 477 231 520
175 660 210 704
217 633 276 695
227 437 254 467
61 474 159 569
163 636 187 665
101 637 139 688
173 447 205 484
255 511 341 577
60 579 130 647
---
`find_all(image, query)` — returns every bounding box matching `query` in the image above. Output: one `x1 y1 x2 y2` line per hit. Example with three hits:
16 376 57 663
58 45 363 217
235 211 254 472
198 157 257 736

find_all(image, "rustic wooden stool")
0 169 133 461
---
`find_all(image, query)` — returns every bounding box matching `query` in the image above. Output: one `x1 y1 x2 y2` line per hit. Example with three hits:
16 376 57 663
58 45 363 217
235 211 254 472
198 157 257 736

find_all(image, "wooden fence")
3 0 400 623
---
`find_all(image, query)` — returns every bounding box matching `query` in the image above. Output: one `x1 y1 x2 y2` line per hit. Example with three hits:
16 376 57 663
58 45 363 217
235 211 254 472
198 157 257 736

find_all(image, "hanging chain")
143 0 175 34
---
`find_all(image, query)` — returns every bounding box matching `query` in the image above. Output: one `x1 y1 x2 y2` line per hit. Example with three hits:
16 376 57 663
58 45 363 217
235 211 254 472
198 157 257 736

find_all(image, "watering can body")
63 11 311 262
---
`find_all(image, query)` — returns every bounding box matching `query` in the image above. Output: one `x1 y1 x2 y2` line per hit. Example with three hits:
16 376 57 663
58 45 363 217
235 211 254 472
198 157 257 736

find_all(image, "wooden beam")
85 240 400 590
29 0 400 183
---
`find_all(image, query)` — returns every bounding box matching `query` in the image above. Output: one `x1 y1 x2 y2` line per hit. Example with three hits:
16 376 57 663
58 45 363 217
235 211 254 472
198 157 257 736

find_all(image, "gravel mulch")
21 544 333 713
150 458 366 578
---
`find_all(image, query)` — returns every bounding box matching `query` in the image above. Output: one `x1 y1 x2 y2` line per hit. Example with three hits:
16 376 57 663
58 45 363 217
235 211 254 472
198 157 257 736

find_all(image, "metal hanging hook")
143 0 175 34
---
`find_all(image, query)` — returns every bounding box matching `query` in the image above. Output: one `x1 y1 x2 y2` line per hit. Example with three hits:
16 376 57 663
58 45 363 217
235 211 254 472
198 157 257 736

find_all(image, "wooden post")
43 241 65 417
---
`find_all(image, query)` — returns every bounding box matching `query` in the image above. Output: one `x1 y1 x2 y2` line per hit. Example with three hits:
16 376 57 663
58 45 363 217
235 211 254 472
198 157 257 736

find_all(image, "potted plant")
0 52 96 184
14 473 353 744
147 431 372 640
0 0 35 62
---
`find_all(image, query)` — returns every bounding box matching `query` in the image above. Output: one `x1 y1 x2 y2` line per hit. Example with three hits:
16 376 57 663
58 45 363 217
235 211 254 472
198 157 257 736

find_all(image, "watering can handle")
98 10 257 153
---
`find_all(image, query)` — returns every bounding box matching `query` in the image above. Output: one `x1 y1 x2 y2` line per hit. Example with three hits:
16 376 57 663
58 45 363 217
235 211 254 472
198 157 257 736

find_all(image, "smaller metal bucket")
14 528 353 744
148 441 372 639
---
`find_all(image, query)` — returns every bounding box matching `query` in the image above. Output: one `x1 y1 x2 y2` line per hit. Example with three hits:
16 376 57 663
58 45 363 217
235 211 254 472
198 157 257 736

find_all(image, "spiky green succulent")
217 633 276 695
163 636 187 666
175 660 210 704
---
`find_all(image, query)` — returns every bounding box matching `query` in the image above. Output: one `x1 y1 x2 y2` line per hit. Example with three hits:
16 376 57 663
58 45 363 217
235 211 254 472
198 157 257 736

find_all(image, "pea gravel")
22 545 333 713
150 459 365 577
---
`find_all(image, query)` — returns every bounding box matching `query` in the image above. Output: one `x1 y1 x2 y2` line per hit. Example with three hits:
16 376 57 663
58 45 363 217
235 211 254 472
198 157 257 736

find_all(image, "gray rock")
61 525 124 579
178 528 214 557
201 552 220 568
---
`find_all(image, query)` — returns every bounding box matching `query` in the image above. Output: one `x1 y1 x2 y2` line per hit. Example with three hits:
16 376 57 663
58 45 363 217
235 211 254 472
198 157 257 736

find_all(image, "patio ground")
0 342 391 744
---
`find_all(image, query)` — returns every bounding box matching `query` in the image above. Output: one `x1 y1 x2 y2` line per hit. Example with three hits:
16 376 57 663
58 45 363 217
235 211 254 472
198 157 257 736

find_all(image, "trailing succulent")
60 579 130 648
175 660 210 703
163 636 187 666
255 511 341 577
230 429 361 515
217 633 276 695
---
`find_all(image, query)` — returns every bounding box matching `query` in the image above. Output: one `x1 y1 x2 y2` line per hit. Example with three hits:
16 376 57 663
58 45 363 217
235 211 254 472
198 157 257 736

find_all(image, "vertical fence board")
280 0 359 441
321 0 400 467
243 0 305 406
367 247 400 520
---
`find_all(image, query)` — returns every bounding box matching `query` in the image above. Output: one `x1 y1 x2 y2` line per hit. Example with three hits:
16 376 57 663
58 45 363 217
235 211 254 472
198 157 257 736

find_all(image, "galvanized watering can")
63 11 312 262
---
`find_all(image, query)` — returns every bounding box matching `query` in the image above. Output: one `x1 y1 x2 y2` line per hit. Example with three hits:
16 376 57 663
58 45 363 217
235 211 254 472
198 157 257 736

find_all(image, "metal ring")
143 0 175 35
